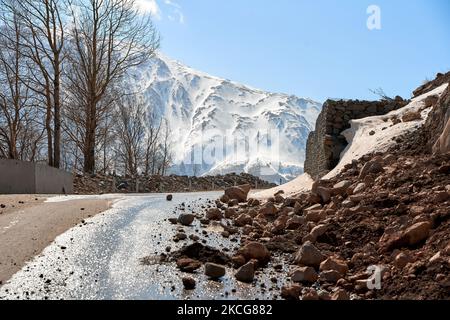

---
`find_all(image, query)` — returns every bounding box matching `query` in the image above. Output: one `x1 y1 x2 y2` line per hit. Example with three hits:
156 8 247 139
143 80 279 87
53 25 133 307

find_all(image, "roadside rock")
306 224 329 243
204 263 226 279
320 270 343 283
235 214 252 227
259 202 278 216
359 159 384 179
403 222 432 246
281 284 302 300
235 262 255 283
166 194 173 201
402 110 422 122
319 257 349 275
239 242 271 266
178 214 195 226
286 216 305 230
331 289 350 300
224 208 237 219
353 183 366 194
290 266 318 283
182 277 196 290
332 180 352 195
206 208 223 221
225 184 251 203
294 241 326 268
301 288 319 301
176 258 201 273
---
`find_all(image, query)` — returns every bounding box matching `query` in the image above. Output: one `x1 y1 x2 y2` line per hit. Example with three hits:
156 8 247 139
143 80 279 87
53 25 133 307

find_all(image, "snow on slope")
255 83 448 198
129 53 322 183
324 83 448 179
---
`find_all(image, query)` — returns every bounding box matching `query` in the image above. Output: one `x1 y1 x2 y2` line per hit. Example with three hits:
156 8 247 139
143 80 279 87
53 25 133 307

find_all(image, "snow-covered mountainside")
130 53 322 183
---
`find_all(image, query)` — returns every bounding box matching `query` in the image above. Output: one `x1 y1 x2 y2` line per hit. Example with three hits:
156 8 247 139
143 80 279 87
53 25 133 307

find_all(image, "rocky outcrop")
413 72 450 97
304 98 408 179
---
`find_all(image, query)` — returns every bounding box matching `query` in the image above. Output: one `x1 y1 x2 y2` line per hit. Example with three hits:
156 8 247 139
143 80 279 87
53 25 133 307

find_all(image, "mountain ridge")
129 52 322 183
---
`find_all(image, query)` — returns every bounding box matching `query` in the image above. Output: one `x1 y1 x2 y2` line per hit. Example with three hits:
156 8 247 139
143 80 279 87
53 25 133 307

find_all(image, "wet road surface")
0 193 284 300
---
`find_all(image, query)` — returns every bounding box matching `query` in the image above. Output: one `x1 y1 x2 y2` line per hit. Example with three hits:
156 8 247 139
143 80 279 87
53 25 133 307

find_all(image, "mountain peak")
130 53 322 183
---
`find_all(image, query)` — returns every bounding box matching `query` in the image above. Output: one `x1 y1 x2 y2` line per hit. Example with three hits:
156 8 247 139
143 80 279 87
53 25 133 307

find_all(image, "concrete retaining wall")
0 159 73 194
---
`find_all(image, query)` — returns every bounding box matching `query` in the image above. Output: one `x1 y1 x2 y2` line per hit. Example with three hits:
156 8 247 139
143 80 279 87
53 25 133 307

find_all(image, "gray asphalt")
0 193 283 300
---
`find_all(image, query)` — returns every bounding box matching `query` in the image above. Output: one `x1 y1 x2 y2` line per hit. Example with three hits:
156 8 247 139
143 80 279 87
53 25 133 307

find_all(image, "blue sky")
141 0 450 102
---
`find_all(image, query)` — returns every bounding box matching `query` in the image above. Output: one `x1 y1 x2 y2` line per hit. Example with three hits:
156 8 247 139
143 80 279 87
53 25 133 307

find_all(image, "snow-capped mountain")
130 53 322 183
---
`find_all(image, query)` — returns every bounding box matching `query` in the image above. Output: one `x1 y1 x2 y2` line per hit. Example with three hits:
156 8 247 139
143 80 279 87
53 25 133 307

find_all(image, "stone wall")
0 159 73 194
304 98 408 179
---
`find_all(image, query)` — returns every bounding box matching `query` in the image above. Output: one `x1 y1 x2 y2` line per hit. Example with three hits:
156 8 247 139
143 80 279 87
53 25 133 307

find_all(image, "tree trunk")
53 54 61 168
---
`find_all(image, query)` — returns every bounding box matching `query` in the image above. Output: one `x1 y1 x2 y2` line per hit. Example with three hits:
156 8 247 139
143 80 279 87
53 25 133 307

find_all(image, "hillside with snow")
129 53 322 183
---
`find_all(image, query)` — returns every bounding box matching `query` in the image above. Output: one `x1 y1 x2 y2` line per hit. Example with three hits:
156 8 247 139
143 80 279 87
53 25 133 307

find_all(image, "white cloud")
164 0 185 24
135 0 185 24
136 0 161 18
164 0 181 9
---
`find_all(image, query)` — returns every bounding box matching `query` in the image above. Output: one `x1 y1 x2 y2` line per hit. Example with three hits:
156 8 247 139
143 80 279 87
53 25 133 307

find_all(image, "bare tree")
115 94 146 177
9 0 67 168
65 0 160 174
159 119 172 176
143 109 161 176
0 3 44 161
369 87 393 101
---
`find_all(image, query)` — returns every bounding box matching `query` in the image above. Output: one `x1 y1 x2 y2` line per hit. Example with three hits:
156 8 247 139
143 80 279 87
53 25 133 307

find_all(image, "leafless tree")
8 0 67 168
115 94 146 177
158 118 172 176
143 109 161 176
0 2 44 161
65 0 160 174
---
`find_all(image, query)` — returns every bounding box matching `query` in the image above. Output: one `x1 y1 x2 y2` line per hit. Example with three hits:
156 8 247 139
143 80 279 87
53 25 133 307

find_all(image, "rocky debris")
172 243 231 266
332 180 352 195
320 257 349 276
301 288 319 301
224 208 237 219
176 73 450 300
176 258 202 273
331 289 350 300
224 184 251 203
204 263 226 279
182 277 196 290
290 266 318 283
235 261 255 283
235 214 252 227
166 194 173 201
394 252 413 269
381 221 432 252
174 233 187 241
402 111 422 122
74 172 275 195
206 208 223 221
304 224 329 243
320 270 343 283
281 284 302 300
259 202 278 216
294 241 326 268
359 158 384 179
178 214 195 226
238 242 271 266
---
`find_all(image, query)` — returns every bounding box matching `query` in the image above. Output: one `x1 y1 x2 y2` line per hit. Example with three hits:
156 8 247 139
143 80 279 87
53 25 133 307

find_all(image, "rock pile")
183 147 449 300
74 172 276 195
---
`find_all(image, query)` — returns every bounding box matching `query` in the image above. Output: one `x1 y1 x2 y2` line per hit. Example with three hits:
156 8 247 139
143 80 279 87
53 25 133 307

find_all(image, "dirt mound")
171 243 231 266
